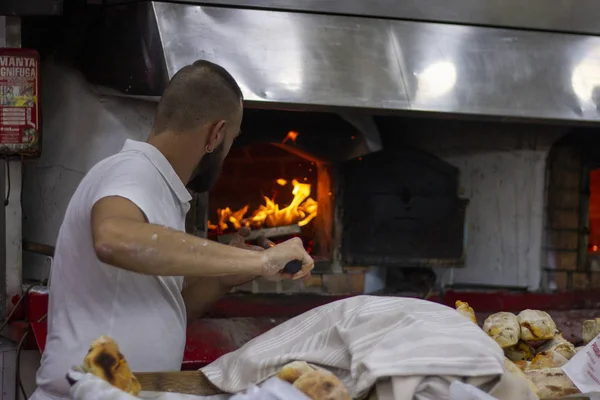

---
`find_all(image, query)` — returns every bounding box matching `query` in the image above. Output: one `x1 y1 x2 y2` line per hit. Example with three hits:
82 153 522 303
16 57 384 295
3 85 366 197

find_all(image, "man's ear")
206 120 227 152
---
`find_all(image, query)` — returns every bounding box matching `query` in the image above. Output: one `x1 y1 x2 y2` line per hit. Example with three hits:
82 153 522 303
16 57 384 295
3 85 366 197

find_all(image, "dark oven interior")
202 110 468 272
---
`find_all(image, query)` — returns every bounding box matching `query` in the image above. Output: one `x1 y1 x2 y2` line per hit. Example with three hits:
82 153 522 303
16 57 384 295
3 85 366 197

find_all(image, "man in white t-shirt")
31 60 314 400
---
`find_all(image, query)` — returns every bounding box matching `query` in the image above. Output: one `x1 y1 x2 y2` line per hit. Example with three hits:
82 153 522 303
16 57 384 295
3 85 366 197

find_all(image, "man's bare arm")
91 196 264 277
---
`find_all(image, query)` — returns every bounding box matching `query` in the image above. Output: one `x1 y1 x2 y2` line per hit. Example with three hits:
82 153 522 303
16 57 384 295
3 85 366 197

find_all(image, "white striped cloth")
200 296 507 399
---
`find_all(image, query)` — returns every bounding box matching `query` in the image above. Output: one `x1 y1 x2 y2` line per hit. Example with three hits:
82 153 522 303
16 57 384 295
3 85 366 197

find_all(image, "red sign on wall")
0 48 41 157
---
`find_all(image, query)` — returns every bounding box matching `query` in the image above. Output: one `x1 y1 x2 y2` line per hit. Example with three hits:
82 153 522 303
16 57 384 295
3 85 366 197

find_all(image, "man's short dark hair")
153 60 243 134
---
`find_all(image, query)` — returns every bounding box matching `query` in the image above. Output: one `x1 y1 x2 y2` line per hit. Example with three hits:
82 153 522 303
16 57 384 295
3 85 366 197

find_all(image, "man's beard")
186 141 226 194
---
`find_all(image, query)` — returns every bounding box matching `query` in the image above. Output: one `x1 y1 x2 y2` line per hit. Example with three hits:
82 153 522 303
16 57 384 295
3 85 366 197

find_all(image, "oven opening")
208 141 325 256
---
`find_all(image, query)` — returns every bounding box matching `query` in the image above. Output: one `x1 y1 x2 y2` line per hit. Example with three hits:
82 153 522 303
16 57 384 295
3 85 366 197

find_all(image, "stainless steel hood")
79 1 600 123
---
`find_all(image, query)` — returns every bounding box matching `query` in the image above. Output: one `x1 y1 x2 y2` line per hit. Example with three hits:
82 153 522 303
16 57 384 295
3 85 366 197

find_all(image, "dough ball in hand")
293 370 351 400
276 361 314 383
82 335 141 396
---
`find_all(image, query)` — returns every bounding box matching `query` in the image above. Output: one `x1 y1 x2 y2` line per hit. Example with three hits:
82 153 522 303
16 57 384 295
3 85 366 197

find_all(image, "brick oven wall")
543 140 600 290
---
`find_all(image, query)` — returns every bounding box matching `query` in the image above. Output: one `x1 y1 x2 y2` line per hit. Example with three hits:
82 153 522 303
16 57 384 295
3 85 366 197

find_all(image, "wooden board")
135 371 224 396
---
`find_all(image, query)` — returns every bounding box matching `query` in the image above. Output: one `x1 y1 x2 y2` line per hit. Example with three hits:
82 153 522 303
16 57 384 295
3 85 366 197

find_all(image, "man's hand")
220 227 261 288
222 227 314 284
262 237 314 281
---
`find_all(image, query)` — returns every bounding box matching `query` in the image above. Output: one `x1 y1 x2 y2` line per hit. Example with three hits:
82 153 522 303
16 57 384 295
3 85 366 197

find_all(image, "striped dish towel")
201 296 506 399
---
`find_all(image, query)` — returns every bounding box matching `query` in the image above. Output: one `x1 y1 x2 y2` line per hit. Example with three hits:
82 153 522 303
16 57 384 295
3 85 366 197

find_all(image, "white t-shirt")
32 139 192 400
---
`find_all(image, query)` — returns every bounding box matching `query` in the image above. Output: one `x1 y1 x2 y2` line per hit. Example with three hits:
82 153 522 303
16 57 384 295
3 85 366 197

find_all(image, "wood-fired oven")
186 110 469 278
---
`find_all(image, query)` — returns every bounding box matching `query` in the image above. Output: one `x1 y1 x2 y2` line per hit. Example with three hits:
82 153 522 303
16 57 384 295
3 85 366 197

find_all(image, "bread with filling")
517 310 557 342
82 335 141 396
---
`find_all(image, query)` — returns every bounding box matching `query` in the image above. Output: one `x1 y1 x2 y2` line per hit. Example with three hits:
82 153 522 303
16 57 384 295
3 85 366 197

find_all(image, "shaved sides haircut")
153 60 243 134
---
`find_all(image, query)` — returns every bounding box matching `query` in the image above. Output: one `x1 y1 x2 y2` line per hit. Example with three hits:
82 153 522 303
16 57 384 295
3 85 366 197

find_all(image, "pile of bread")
456 301 596 399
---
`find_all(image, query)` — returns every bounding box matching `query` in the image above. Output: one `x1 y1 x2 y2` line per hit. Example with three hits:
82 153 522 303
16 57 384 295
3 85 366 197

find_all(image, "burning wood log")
216 224 302 244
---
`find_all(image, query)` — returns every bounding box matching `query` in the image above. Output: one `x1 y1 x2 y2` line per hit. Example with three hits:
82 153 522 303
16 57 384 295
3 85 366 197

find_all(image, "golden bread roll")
483 312 520 348
525 350 568 371
504 341 534 361
293 370 351 400
83 336 141 396
455 300 478 324
517 310 557 342
525 368 581 399
276 361 314 383
536 333 576 360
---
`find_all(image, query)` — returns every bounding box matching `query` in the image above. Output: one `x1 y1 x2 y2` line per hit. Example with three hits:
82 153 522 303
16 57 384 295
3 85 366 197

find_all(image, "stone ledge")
232 271 366 294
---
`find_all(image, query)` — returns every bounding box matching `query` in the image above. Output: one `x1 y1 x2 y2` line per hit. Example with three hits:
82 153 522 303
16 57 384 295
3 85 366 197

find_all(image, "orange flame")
208 179 317 232
282 130 299 145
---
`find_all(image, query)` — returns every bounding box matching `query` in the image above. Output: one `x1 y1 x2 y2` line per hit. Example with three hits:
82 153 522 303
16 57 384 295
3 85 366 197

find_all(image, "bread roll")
276 361 314 383
526 350 569 371
483 312 520 348
582 318 600 344
455 300 478 324
517 310 557 342
504 341 534 361
536 333 576 360
293 370 351 400
82 336 141 396
525 368 581 399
